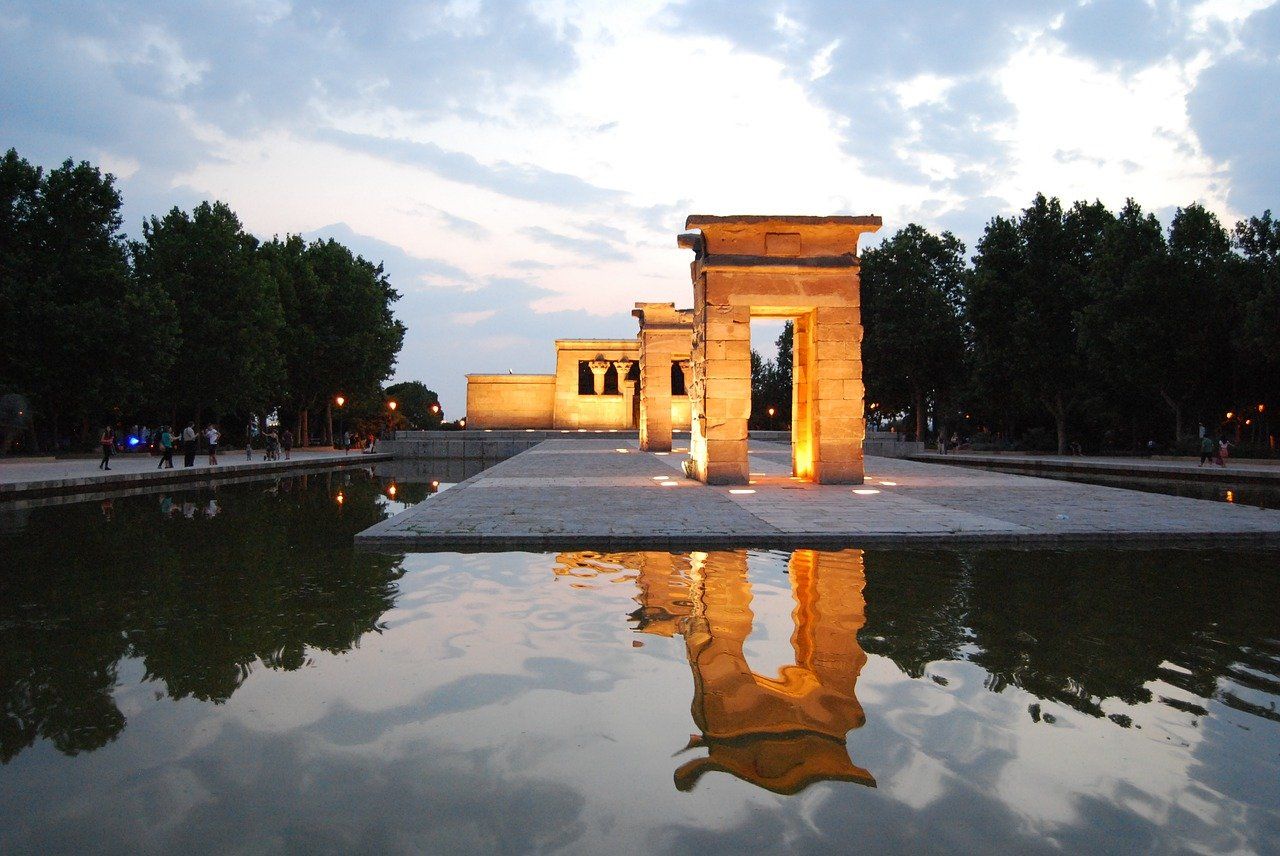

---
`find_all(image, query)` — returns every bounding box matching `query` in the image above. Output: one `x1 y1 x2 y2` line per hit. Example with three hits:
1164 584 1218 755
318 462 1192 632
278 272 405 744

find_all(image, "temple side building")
465 333 693 431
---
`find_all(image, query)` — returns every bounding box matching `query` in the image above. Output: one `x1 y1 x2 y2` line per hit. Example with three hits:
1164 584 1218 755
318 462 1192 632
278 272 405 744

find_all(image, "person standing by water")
343 429 352 453
281 427 293 460
182 422 197 467
1199 435 1215 467
205 424 220 465
157 425 175 469
98 425 115 470
1217 437 1231 468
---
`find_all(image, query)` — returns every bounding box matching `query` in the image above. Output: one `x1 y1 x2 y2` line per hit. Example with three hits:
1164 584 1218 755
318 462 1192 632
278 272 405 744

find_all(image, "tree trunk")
1044 393 1069 455
326 402 333 446
914 386 926 443
1158 390 1182 441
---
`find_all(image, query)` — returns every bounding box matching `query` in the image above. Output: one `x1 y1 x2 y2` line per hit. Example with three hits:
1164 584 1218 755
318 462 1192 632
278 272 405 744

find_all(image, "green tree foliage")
384 380 443 429
968 195 1112 453
0 150 177 441
133 202 284 420
1231 212 1280 413
861 224 968 440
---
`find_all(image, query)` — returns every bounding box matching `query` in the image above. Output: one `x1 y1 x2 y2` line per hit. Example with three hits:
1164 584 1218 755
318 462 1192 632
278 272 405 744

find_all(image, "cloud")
315 129 625 207
519 225 634 262
1187 3 1280 215
1055 0 1183 69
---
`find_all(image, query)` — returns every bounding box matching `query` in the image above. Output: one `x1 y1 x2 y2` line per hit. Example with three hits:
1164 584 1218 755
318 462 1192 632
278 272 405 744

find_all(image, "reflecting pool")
2 470 1279 853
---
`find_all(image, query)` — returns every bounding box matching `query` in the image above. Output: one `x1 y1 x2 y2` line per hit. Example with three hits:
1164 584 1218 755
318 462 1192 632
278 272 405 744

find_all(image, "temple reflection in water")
553 549 874 794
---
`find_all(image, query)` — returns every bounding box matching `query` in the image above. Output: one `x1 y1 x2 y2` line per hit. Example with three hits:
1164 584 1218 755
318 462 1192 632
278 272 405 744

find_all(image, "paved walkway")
912 451 1280 484
0 448 391 499
356 439 1280 550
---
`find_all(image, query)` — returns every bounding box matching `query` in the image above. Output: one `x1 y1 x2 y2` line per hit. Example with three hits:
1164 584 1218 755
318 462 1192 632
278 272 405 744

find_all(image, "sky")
3 0 1277 414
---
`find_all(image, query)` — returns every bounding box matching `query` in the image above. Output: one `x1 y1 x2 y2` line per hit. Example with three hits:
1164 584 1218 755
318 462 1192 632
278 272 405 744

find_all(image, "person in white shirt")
205 424 220 465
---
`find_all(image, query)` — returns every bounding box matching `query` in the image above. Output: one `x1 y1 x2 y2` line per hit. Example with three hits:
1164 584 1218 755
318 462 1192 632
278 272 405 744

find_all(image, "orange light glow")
387 484 397 498
335 395 345 407
1226 411 1234 419
1226 490 1235 503
767 406 776 417
388 400 397 411
335 492 345 505
1260 404 1266 413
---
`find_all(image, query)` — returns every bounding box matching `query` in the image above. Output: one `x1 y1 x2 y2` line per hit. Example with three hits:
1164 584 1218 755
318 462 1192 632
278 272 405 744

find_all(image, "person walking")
1198 434 1214 466
98 425 115 470
205 424 220 465
343 429 352 453
157 425 175 469
1217 438 1231 468
182 422 197 467
281 427 293 460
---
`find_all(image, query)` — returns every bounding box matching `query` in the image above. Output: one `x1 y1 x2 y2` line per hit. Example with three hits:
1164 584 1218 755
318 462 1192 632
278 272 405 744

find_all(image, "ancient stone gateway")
679 214 882 484
631 302 693 452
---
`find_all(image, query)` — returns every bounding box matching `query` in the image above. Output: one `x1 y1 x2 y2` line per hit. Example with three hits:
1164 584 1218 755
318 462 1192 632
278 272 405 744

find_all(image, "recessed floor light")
729 489 755 495
853 488 881 495
879 481 897 486
651 476 668 481
660 480 679 487
654 452 669 456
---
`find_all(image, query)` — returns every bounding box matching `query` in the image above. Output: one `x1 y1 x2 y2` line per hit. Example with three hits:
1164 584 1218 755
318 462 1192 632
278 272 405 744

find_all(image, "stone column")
690 297 751 484
810 305 865 483
588 358 610 396
677 360 693 394
614 359 636 427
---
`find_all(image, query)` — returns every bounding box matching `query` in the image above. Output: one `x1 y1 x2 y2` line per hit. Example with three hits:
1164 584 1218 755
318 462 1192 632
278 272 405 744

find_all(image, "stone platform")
356 439 1280 551
0 449 391 501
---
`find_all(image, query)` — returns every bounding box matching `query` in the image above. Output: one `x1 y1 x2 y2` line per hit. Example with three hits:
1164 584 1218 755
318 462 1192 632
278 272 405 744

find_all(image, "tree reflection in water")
554 546 1280 796
0 470 405 762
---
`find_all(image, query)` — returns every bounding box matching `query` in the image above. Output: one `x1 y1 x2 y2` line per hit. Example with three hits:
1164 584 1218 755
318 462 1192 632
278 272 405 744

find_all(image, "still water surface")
2 469 1279 854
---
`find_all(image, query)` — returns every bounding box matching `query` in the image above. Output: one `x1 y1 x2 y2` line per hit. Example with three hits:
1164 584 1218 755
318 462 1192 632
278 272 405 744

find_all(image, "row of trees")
752 194 1279 455
0 148 416 450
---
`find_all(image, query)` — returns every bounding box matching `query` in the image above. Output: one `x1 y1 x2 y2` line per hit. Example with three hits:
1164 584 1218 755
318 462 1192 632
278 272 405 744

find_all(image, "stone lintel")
685 215 882 228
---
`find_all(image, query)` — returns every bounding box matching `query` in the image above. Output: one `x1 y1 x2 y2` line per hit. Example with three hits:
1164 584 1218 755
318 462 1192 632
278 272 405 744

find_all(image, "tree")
260 234 325 442
861 224 968 441
968 195 1110 453
133 202 283 422
1230 211 1280 421
1077 199 1169 443
306 239 407 443
383 380 442 429
0 151 177 445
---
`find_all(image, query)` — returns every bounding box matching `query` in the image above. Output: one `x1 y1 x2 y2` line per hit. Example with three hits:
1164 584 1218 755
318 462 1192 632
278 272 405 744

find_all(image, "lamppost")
386 399 397 438
430 402 441 426
335 395 346 451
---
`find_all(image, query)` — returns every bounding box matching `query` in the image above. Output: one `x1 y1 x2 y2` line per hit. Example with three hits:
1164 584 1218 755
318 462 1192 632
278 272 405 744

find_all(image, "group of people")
341 429 380 454
98 422 223 470
245 421 293 461
1199 435 1233 467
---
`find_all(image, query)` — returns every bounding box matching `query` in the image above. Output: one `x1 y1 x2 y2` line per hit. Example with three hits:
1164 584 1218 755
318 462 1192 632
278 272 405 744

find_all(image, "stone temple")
463 213 881 485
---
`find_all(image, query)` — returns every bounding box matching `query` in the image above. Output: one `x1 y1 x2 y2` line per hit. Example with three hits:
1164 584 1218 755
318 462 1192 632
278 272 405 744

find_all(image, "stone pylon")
679 214 881 484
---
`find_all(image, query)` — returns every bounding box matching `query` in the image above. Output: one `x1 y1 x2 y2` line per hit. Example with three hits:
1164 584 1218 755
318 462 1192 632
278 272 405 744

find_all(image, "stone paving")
356 438 1280 550
0 448 391 500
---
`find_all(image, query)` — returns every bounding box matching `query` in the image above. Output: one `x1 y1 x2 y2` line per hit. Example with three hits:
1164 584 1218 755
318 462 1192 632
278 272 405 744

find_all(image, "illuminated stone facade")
466 337 692 431
679 215 881 484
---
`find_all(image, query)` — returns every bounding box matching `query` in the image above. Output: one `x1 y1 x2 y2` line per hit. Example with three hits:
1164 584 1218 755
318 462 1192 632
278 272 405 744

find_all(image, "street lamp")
386 400 398 438
335 395 346 450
